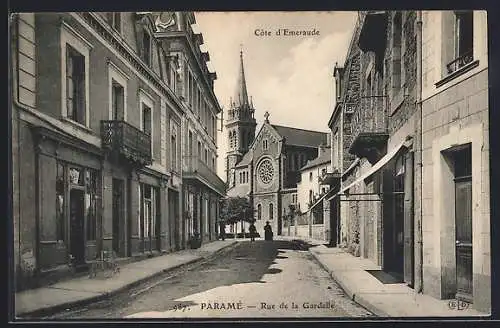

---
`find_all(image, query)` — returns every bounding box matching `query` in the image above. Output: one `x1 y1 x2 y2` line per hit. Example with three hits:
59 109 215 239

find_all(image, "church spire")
233 47 249 108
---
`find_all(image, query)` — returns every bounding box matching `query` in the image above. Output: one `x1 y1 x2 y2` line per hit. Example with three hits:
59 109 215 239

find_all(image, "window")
142 104 152 136
204 148 208 163
56 162 65 242
448 11 474 74
292 193 297 204
239 172 243 184
257 204 262 220
140 93 154 157
188 131 193 156
309 172 313 181
392 12 402 92
263 139 268 150
66 45 86 125
269 203 273 220
111 82 124 120
198 141 202 158
108 62 128 121
142 30 151 66
107 12 121 32
171 134 177 171
139 184 157 239
309 190 313 203
85 169 99 241
61 24 91 127
212 156 215 170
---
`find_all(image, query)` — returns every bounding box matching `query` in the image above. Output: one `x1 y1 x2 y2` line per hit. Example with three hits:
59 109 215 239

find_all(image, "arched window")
257 204 262 220
269 203 273 220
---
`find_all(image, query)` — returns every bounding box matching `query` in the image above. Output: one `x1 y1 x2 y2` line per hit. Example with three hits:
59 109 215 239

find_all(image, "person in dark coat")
264 221 273 241
248 221 257 242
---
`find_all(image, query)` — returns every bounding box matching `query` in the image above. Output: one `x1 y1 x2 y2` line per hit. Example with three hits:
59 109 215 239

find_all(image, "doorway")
329 196 339 246
454 146 473 302
112 179 124 256
382 156 405 282
69 189 86 267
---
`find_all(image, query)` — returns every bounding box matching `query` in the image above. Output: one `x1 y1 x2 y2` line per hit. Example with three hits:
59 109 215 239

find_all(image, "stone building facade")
10 12 224 291
156 12 225 245
327 10 490 313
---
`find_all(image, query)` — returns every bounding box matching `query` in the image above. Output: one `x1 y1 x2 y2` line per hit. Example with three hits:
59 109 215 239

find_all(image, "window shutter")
75 55 86 125
392 57 401 90
66 47 74 119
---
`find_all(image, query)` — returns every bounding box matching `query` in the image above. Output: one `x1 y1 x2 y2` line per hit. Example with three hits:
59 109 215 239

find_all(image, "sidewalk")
276 236 489 317
15 240 238 318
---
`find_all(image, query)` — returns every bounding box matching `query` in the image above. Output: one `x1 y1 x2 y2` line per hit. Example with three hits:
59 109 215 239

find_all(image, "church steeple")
233 48 249 108
225 48 257 187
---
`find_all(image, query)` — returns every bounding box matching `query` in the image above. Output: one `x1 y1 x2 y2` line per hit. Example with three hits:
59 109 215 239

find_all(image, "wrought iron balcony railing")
101 120 152 167
183 155 226 195
447 50 473 74
349 96 389 164
351 96 387 141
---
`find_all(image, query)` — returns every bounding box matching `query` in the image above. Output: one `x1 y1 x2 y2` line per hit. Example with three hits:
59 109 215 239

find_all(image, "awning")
305 188 336 213
333 138 410 197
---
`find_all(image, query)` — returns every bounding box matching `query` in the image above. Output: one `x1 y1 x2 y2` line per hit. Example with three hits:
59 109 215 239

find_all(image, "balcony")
101 120 152 167
349 96 388 164
183 155 226 195
446 49 473 74
358 11 387 72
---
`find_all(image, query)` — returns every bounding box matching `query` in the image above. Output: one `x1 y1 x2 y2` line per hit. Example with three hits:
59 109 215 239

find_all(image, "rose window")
258 159 274 184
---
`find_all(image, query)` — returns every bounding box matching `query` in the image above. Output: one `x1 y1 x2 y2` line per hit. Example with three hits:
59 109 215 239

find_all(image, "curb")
17 241 238 319
307 246 389 317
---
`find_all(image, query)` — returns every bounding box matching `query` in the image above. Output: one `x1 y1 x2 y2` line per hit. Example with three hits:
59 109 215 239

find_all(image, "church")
225 51 329 235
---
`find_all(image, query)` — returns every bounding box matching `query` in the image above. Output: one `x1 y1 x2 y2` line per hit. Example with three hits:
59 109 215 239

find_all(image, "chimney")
326 132 332 147
318 144 325 157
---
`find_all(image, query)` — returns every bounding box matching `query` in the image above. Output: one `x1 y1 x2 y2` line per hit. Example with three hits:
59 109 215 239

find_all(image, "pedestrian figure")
264 221 273 241
219 221 226 241
249 221 257 242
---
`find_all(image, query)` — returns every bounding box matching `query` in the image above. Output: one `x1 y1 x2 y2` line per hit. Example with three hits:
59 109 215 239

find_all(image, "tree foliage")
220 196 253 225
282 204 299 225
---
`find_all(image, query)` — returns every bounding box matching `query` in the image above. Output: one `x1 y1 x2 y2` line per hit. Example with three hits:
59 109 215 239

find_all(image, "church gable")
249 119 283 159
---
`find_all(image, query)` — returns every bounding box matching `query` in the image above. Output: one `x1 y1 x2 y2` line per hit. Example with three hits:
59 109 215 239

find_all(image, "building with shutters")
10 11 224 291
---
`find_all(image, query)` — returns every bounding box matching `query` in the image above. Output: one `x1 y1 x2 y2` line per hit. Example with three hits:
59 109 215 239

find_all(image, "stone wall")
421 69 489 312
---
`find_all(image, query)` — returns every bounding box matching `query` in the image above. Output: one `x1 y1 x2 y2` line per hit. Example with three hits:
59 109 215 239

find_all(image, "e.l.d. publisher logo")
448 299 470 311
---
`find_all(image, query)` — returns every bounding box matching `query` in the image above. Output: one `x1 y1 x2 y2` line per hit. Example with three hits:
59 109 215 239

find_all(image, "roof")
271 124 328 148
236 151 252 167
300 147 331 171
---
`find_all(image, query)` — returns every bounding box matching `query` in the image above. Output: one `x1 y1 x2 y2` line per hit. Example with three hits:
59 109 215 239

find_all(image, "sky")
193 11 358 181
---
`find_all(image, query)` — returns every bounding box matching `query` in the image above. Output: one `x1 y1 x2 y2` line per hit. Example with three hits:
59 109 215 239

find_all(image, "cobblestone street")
45 240 373 319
